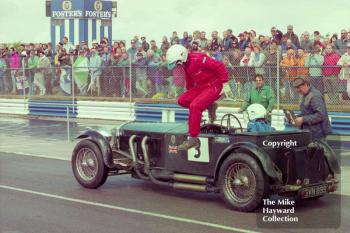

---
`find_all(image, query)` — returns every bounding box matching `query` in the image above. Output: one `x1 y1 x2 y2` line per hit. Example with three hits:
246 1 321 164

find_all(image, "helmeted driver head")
246 104 267 121
166 44 188 70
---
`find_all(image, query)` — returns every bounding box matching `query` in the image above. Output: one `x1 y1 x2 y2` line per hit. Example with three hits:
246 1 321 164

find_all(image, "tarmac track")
1 116 349 233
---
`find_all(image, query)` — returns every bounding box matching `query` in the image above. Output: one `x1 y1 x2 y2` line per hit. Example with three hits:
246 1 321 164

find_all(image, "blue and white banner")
50 0 113 47
51 0 113 19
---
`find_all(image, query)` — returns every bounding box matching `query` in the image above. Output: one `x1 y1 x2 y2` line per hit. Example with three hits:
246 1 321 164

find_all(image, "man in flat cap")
292 77 332 141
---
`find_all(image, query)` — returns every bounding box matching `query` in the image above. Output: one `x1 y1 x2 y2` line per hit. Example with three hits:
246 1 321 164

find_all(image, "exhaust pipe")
173 174 213 184
173 183 207 192
141 136 171 187
129 135 149 180
141 136 217 192
141 136 151 174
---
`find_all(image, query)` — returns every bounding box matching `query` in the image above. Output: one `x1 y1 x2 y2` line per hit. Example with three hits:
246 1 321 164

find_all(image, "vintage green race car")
71 115 340 212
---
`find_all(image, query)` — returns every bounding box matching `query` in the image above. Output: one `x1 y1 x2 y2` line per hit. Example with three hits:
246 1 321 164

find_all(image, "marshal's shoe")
178 137 200 151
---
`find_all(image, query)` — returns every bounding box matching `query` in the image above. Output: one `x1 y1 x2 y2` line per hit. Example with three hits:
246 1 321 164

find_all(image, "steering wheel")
220 113 244 134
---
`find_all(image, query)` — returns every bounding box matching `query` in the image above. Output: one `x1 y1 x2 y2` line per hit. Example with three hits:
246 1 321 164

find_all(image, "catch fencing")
0 51 349 112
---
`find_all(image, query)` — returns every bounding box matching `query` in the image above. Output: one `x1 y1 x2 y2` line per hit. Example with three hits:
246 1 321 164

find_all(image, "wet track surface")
0 117 114 141
1 116 350 233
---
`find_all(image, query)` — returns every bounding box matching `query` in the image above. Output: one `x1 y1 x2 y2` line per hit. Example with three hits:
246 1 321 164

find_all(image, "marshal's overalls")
178 52 228 137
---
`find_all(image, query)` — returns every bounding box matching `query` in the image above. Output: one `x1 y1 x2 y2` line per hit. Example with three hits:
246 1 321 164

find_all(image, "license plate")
300 184 328 198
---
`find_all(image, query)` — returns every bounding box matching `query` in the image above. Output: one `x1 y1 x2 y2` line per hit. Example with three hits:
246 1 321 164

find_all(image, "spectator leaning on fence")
231 38 240 50
192 30 200 44
249 30 257 42
282 38 298 53
141 36 150 52
170 31 180 45
337 43 350 98
113 47 122 61
57 48 72 95
322 44 341 103
45 43 53 64
134 49 148 97
120 52 130 97
210 31 222 51
313 31 324 49
73 49 89 95
62 36 74 54
295 49 309 78
252 44 266 75
127 40 137 61
43 55 53 95
112 41 119 56
300 31 313 53
132 35 141 48
227 49 242 99
222 31 233 52
160 36 170 55
227 29 238 44
180 32 192 48
263 44 279 91
335 29 349 56
260 36 270 50
146 50 163 96
88 47 102 96
330 34 338 49
0 52 7 94
199 31 208 49
9 47 20 94
221 55 235 100
305 45 325 95
35 50 51 95
101 46 113 96
280 49 298 103
27 50 39 95
211 45 223 61
270 27 283 45
322 37 332 55
150 40 162 57
240 47 254 67
240 47 255 96
238 33 248 51
285 25 300 48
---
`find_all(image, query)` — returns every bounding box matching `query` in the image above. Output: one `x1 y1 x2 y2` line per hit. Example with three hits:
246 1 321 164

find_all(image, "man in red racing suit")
167 45 228 150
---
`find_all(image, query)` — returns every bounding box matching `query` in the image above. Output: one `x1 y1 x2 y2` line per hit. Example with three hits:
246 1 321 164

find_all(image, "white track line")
0 185 260 233
0 151 70 161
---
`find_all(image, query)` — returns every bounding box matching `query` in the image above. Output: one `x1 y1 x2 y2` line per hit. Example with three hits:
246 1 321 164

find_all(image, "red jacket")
322 52 341 77
10 53 21 69
184 52 228 90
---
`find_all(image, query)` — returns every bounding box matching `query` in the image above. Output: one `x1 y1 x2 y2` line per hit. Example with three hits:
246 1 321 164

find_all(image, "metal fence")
0 51 349 111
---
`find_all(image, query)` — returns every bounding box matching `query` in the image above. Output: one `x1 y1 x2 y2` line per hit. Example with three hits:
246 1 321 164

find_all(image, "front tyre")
219 153 268 212
72 139 108 188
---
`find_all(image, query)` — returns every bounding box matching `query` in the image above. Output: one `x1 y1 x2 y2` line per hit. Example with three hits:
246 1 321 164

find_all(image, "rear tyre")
219 153 268 212
72 139 108 188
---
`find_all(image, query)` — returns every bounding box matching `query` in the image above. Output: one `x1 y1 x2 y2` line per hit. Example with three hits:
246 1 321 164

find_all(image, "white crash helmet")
166 44 188 70
246 104 267 121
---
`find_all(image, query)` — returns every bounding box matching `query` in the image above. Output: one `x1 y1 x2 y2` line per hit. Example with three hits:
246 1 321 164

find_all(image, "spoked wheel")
72 140 108 188
219 153 268 212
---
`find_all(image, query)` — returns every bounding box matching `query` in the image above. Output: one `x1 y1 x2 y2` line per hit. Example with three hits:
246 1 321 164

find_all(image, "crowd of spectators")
0 25 349 104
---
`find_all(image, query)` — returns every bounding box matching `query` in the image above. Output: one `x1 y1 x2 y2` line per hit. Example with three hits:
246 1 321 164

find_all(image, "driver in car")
166 45 228 150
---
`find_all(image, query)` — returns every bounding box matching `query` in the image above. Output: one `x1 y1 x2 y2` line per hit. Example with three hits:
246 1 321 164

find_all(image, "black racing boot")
178 137 200 151
208 102 218 124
